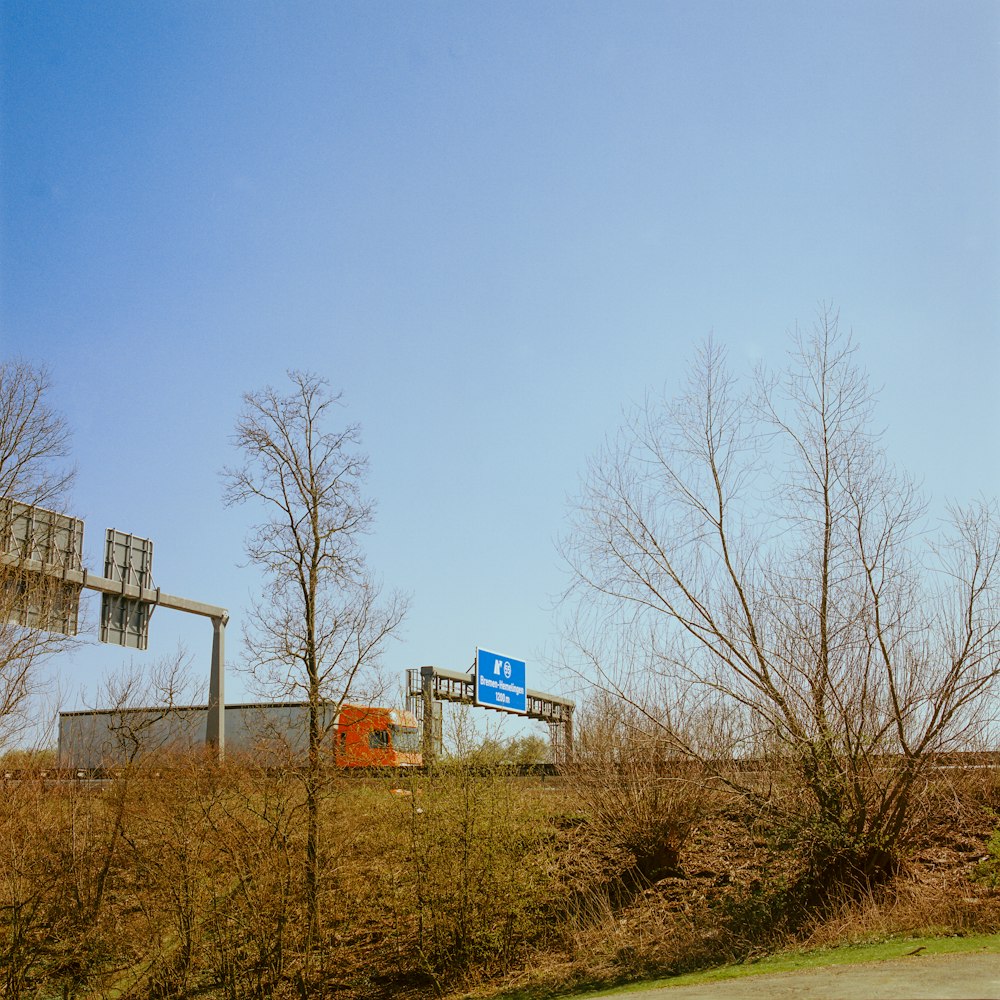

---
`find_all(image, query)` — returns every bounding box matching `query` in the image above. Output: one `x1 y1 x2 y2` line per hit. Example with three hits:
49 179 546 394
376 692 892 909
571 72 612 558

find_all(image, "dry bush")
9 743 1000 1000
801 878 1000 951
1 749 312 999
566 696 721 892
552 763 1000 995
0 771 150 999
113 749 334 998
111 751 229 997
197 754 304 998
0 776 66 998
388 763 557 989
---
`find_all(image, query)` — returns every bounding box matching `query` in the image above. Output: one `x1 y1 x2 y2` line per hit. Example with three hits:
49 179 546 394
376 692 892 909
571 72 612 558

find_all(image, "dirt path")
589 952 1000 999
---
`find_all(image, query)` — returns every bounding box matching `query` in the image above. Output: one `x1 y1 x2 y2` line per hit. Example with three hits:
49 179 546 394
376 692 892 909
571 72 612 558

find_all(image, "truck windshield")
390 725 420 753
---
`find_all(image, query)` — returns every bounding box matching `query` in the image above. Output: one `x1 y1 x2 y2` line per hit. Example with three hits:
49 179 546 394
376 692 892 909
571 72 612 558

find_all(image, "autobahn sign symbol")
475 647 527 714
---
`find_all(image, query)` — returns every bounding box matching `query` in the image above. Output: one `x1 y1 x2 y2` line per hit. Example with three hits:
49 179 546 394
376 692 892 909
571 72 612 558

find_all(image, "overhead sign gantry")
0 499 228 754
408 657 575 764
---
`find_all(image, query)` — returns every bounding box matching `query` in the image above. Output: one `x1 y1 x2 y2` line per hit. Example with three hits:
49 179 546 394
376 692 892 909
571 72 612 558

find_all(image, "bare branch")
562 307 1000 886
0 359 76 749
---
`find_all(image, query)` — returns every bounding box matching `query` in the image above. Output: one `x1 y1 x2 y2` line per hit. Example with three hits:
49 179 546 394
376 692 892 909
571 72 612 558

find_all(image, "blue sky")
2 1 998 738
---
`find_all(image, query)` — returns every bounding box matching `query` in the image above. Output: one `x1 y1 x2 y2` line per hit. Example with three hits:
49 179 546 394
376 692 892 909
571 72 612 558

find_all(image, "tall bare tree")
223 371 407 946
0 359 76 748
563 309 1000 890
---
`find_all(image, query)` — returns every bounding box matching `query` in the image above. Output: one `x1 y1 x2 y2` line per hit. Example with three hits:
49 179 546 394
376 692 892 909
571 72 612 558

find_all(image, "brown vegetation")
561 311 1000 896
3 748 1000 1000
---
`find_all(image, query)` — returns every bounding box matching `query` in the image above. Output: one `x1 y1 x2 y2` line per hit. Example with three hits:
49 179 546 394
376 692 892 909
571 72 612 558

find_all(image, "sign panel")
100 528 154 649
0 499 83 636
474 647 527 714
0 499 84 568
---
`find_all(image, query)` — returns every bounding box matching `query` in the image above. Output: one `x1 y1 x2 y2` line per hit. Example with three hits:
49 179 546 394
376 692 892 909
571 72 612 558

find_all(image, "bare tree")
223 371 408 946
0 360 76 749
0 360 74 510
563 309 1000 891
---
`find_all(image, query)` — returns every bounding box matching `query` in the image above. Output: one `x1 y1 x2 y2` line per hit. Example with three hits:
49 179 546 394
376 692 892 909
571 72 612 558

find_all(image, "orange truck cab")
334 704 421 767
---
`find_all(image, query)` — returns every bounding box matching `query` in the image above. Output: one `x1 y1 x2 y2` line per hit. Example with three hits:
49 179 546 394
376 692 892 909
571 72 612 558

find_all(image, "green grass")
563 933 1000 996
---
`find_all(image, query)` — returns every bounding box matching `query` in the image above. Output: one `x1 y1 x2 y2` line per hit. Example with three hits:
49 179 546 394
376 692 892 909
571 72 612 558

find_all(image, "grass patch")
559 932 1000 996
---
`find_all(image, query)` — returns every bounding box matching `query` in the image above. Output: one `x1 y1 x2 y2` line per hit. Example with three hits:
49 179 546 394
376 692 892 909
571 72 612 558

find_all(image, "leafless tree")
80 651 199 768
0 360 74 510
223 370 408 946
563 308 1000 889
0 359 76 749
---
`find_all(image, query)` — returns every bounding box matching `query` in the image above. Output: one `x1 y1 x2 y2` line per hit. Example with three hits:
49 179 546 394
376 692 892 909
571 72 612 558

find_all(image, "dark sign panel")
99 529 155 649
0 499 84 636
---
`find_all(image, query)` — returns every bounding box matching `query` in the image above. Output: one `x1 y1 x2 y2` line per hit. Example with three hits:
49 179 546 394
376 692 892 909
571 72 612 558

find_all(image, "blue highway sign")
475 648 527 714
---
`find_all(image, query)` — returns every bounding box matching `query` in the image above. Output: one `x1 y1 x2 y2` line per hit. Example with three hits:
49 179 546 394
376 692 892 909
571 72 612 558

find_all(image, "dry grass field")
3 751 1000 1000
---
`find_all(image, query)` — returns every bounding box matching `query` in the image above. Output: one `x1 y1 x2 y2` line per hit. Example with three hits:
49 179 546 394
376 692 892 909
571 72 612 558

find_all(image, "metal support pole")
420 665 435 766
206 615 227 758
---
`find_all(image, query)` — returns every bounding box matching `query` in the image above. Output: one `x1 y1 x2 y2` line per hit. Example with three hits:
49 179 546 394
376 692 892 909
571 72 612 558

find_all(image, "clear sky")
1 1 998 740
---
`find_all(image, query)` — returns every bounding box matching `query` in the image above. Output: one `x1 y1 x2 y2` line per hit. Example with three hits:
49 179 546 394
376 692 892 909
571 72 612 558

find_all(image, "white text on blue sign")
475 648 527 714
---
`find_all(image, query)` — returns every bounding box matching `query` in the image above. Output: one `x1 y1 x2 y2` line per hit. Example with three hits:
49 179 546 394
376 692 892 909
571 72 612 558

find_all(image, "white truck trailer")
58 701 420 770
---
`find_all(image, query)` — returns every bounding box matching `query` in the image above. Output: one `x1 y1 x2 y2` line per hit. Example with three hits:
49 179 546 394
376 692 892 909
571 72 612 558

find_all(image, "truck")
58 701 422 770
